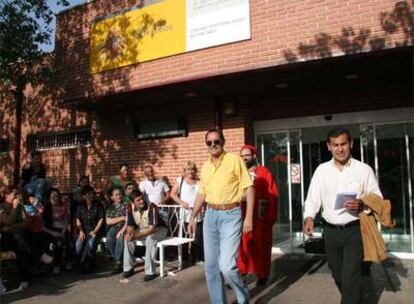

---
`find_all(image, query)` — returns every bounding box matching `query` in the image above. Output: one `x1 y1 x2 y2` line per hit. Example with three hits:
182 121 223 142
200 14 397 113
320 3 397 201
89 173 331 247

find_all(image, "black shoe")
256 277 268 286
122 269 134 278
143 274 157 281
112 262 122 274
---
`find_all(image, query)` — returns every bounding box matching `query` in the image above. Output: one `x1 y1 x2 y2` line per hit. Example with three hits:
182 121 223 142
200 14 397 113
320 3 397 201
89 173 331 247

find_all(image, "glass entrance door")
257 130 304 253
361 122 414 253
256 120 414 254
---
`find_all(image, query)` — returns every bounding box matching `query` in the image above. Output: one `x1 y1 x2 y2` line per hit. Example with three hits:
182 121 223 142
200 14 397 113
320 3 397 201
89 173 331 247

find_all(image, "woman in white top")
171 161 204 263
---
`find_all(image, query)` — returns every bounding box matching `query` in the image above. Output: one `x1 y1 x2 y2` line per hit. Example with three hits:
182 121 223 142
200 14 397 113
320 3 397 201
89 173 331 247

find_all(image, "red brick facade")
0 0 412 191
56 0 412 102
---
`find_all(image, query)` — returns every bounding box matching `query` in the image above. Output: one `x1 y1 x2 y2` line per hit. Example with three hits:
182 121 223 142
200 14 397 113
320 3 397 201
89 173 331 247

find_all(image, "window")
0 138 9 153
27 129 92 151
133 118 187 140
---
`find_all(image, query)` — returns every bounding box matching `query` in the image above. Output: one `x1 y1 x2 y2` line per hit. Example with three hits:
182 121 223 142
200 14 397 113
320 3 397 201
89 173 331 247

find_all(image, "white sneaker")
19 282 29 289
40 253 54 264
135 257 145 263
53 267 60 275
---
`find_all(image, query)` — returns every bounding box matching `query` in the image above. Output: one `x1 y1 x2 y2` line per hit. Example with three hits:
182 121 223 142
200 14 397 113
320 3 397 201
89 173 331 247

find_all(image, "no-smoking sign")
291 163 301 184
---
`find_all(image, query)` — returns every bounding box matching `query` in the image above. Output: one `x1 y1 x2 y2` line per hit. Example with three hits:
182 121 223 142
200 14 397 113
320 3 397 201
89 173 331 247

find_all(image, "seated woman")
105 164 137 202
0 187 31 290
122 190 167 281
74 186 104 273
171 161 204 263
23 193 55 273
106 187 127 273
42 188 72 274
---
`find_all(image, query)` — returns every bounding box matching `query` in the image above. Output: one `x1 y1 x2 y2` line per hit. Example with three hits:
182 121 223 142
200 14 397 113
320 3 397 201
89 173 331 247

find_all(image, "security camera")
324 115 333 121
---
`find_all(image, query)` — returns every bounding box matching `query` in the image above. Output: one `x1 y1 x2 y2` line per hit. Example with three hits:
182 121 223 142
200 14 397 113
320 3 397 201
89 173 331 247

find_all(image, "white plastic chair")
135 205 194 277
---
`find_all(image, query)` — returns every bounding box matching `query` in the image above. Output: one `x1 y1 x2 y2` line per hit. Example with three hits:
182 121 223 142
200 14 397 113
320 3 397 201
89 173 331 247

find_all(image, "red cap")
241 144 258 155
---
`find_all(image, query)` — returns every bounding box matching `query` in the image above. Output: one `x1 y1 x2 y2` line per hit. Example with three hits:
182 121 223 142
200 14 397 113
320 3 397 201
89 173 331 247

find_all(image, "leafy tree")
0 0 69 183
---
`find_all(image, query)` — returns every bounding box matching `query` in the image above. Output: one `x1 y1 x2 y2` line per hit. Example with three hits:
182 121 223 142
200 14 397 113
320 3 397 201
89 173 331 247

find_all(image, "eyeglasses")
240 154 253 157
206 140 221 147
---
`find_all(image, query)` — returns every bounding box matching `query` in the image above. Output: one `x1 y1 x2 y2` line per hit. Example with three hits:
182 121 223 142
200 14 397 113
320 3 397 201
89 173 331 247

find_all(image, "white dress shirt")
139 178 170 206
304 157 382 225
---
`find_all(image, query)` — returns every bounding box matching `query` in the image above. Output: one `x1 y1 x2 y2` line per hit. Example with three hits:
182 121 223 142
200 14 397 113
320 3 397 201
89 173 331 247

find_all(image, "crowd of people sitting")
0 151 204 292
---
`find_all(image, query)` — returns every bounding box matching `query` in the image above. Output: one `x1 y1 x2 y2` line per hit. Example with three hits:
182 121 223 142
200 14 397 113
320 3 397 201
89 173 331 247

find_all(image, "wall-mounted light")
125 113 131 124
275 83 289 89
223 100 237 116
185 92 197 97
345 74 359 80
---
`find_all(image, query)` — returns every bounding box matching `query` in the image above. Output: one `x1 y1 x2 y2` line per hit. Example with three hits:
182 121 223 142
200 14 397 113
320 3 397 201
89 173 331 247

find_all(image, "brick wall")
56 0 413 102
1 0 412 191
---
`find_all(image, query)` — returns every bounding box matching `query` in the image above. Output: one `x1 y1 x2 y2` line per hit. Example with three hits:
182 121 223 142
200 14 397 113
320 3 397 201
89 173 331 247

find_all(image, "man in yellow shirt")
189 129 255 304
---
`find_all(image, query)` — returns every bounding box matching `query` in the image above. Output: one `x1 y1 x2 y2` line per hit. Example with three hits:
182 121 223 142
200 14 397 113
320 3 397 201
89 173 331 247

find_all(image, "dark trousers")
323 224 363 304
183 221 204 262
27 231 54 262
48 229 74 267
1 232 31 283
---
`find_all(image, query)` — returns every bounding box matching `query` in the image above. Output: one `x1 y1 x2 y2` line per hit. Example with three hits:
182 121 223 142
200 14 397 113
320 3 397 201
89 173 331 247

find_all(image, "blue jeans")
203 207 248 304
24 178 52 203
106 226 124 262
75 236 96 257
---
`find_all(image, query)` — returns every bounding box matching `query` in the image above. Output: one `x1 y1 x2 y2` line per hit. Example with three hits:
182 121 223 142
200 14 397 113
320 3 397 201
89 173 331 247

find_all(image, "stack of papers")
334 192 357 210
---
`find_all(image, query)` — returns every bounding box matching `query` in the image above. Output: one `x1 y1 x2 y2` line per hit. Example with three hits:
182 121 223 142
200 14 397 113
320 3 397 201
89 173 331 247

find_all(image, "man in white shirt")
303 126 382 304
139 165 170 207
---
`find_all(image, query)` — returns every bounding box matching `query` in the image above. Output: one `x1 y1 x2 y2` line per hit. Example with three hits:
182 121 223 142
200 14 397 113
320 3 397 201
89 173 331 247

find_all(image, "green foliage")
0 0 69 87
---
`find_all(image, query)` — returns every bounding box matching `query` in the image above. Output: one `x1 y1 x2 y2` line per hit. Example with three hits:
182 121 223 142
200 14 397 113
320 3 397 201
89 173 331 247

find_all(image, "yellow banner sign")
90 0 186 74
90 0 251 74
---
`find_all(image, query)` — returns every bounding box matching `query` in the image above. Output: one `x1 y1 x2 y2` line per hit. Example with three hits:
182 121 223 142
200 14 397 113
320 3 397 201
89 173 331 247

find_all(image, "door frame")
360 121 414 253
256 130 305 254
254 107 414 133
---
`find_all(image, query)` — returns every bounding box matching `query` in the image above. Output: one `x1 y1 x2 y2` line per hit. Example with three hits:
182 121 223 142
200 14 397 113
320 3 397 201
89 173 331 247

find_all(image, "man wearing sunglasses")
188 129 255 304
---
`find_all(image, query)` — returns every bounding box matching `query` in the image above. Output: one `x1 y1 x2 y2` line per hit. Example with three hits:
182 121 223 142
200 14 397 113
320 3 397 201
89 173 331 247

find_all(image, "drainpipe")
13 79 24 186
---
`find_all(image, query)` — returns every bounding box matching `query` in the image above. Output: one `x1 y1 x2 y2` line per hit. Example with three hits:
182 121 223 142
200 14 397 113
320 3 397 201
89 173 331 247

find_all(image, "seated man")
75 186 105 273
122 190 167 281
19 151 52 204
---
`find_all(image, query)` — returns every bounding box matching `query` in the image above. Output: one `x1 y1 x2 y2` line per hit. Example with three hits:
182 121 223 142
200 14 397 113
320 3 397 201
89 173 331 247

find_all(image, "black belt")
322 219 360 229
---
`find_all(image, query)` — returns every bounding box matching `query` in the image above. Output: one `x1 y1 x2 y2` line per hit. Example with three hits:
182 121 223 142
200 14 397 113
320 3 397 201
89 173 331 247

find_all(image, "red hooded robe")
238 165 278 279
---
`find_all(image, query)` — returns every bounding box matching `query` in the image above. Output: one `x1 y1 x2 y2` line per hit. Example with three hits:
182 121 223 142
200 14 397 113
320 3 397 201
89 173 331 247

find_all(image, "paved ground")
2 254 413 304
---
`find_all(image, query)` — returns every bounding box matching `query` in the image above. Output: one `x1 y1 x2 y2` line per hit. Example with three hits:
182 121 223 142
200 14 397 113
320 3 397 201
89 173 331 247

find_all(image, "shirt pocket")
345 180 364 197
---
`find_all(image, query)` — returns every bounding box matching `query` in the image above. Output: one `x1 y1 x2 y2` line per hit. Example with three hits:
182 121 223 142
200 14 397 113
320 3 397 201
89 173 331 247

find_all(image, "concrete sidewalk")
2 254 413 304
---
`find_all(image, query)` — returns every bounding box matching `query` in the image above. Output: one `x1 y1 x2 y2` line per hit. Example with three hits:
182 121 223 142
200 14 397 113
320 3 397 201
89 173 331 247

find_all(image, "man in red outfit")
238 145 279 286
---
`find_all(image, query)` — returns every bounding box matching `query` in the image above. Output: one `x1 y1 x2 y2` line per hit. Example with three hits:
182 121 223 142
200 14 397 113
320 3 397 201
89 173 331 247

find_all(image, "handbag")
304 236 326 254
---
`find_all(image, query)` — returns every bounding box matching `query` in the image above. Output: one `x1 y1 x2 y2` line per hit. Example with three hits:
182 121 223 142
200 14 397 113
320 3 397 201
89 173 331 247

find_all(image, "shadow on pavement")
250 255 410 304
251 255 325 304
362 258 409 304
1 256 116 303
